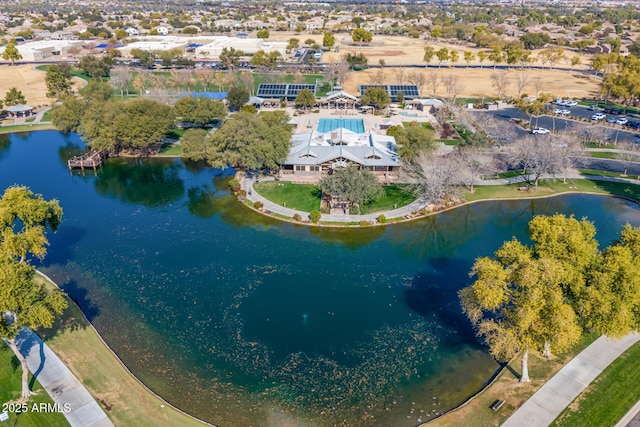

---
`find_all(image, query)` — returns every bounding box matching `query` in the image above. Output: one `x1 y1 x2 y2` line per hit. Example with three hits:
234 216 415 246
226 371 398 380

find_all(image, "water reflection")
307 225 386 249
94 158 184 207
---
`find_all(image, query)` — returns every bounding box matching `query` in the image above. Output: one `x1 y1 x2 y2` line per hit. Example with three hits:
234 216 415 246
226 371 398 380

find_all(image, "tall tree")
175 96 227 127
0 186 67 400
360 86 390 111
351 28 373 44
323 32 335 48
294 88 316 110
423 46 435 66
4 88 26 106
226 84 250 111
460 215 591 382
2 38 22 65
319 166 384 210
78 55 112 79
45 64 72 99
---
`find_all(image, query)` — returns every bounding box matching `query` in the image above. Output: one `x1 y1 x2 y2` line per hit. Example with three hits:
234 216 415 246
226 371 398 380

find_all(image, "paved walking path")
502 333 640 427
241 172 640 224
16 328 114 427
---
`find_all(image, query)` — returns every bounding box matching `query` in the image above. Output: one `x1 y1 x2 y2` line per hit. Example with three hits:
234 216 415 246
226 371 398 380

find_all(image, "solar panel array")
359 85 420 101
256 84 317 101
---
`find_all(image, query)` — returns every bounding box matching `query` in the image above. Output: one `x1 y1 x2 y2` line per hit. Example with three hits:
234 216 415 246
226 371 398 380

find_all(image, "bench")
491 400 505 411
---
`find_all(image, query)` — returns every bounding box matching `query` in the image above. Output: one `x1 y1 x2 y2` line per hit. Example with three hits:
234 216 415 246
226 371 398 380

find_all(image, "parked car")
591 112 606 120
587 105 603 111
531 127 550 134
616 117 629 125
607 116 618 123
554 109 571 115
565 101 578 107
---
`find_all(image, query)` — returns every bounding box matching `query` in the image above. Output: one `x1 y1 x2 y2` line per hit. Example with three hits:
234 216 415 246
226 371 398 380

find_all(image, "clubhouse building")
280 118 400 183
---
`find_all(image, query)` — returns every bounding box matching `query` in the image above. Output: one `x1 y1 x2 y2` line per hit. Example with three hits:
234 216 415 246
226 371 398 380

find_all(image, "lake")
1 131 639 426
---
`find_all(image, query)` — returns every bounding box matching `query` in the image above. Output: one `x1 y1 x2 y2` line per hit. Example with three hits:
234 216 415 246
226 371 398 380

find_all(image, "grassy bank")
464 178 640 203
35 273 208 427
0 346 69 427
429 332 599 427
551 341 640 427
253 181 321 212
0 124 56 134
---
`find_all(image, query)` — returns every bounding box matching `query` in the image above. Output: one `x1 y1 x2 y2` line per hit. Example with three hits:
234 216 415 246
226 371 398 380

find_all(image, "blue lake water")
1 131 639 426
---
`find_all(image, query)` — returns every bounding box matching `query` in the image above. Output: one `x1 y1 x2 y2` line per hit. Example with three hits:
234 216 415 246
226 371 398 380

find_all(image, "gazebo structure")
318 90 359 110
4 105 34 117
407 98 444 112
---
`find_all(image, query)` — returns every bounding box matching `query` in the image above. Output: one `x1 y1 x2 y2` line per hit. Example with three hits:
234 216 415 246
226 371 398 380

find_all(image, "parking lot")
477 107 638 144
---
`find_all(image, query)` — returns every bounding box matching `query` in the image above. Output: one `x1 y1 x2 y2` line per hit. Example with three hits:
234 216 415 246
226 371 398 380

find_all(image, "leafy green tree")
477 50 487 68
488 45 503 68
436 47 449 68
323 32 335 48
180 128 213 163
45 64 72 99
519 33 552 50
629 38 640 57
0 186 67 401
344 52 368 69
184 111 292 172
226 84 250 111
219 47 243 69
352 28 373 43
319 166 384 210
78 54 112 79
51 96 85 133
256 29 269 39
386 123 435 161
129 49 155 68
294 88 316 110
423 46 435 65
460 214 592 383
2 38 22 65
463 51 475 67
360 86 390 111
249 50 268 68
287 38 300 50
4 87 26 106
79 80 112 102
114 28 128 40
174 96 227 126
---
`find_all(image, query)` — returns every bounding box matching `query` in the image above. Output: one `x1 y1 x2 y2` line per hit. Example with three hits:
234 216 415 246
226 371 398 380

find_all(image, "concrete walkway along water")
502 333 640 427
16 328 114 427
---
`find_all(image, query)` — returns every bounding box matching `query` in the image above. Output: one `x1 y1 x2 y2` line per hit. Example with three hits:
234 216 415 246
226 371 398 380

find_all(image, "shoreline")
34 270 215 427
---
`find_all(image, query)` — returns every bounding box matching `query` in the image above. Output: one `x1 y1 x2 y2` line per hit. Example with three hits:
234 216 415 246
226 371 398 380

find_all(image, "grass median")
551 341 640 427
35 273 208 427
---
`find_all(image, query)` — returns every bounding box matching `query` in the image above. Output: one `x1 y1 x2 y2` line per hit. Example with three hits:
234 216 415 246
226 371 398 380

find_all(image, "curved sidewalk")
502 333 640 427
16 328 113 427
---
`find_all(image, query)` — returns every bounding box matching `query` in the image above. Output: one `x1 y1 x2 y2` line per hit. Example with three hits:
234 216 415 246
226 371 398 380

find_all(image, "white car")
565 101 578 107
554 109 571 115
587 105 602 111
532 127 550 135
591 113 606 120
616 117 628 125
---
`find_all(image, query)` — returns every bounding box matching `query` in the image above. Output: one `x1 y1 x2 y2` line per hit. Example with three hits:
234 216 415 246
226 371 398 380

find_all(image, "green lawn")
41 109 53 122
466 178 640 202
585 142 616 149
35 64 94 83
551 341 640 427
158 143 183 156
0 124 56 134
588 151 619 159
253 181 321 212
166 128 187 140
437 139 462 146
578 169 628 178
0 345 69 427
495 170 526 179
360 184 416 214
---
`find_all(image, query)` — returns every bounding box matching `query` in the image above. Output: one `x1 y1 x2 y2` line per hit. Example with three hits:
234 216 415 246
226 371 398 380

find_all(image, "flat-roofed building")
194 37 287 59
118 40 188 56
0 39 83 61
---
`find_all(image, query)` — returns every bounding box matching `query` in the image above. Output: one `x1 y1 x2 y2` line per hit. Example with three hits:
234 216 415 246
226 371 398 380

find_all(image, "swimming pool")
317 118 365 133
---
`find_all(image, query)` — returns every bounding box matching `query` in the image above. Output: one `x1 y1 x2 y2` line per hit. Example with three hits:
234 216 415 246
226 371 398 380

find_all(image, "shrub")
359 220 370 227
377 214 387 224
228 179 240 192
293 213 302 221
237 189 247 197
310 210 321 223
349 205 361 215
254 201 264 210
320 206 330 214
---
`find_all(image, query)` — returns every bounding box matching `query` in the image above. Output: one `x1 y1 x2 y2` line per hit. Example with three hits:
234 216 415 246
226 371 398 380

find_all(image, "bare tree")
491 70 511 99
171 70 194 92
330 58 351 87
532 77 544 98
407 70 427 97
425 71 440 97
392 68 406 85
514 71 530 97
508 136 568 187
195 67 215 91
401 152 461 205
368 68 386 85
482 114 518 148
454 146 502 192
442 75 465 104
617 142 640 176
110 67 131 96
132 70 150 95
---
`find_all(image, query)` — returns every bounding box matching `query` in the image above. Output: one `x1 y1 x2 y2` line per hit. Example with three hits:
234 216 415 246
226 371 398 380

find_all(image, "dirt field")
0 64 85 107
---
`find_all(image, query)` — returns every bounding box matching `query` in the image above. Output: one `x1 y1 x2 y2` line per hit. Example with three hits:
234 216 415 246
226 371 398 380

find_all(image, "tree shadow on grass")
38 280 100 340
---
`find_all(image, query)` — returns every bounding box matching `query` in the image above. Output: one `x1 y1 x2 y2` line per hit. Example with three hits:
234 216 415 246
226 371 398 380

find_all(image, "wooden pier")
67 150 105 171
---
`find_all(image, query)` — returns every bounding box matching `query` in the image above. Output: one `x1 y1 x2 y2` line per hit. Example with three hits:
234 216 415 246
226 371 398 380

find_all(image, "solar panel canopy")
359 85 420 101
256 83 317 101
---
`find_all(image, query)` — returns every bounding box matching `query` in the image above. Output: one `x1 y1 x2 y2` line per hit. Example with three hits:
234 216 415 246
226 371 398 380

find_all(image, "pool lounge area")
317 118 365 133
